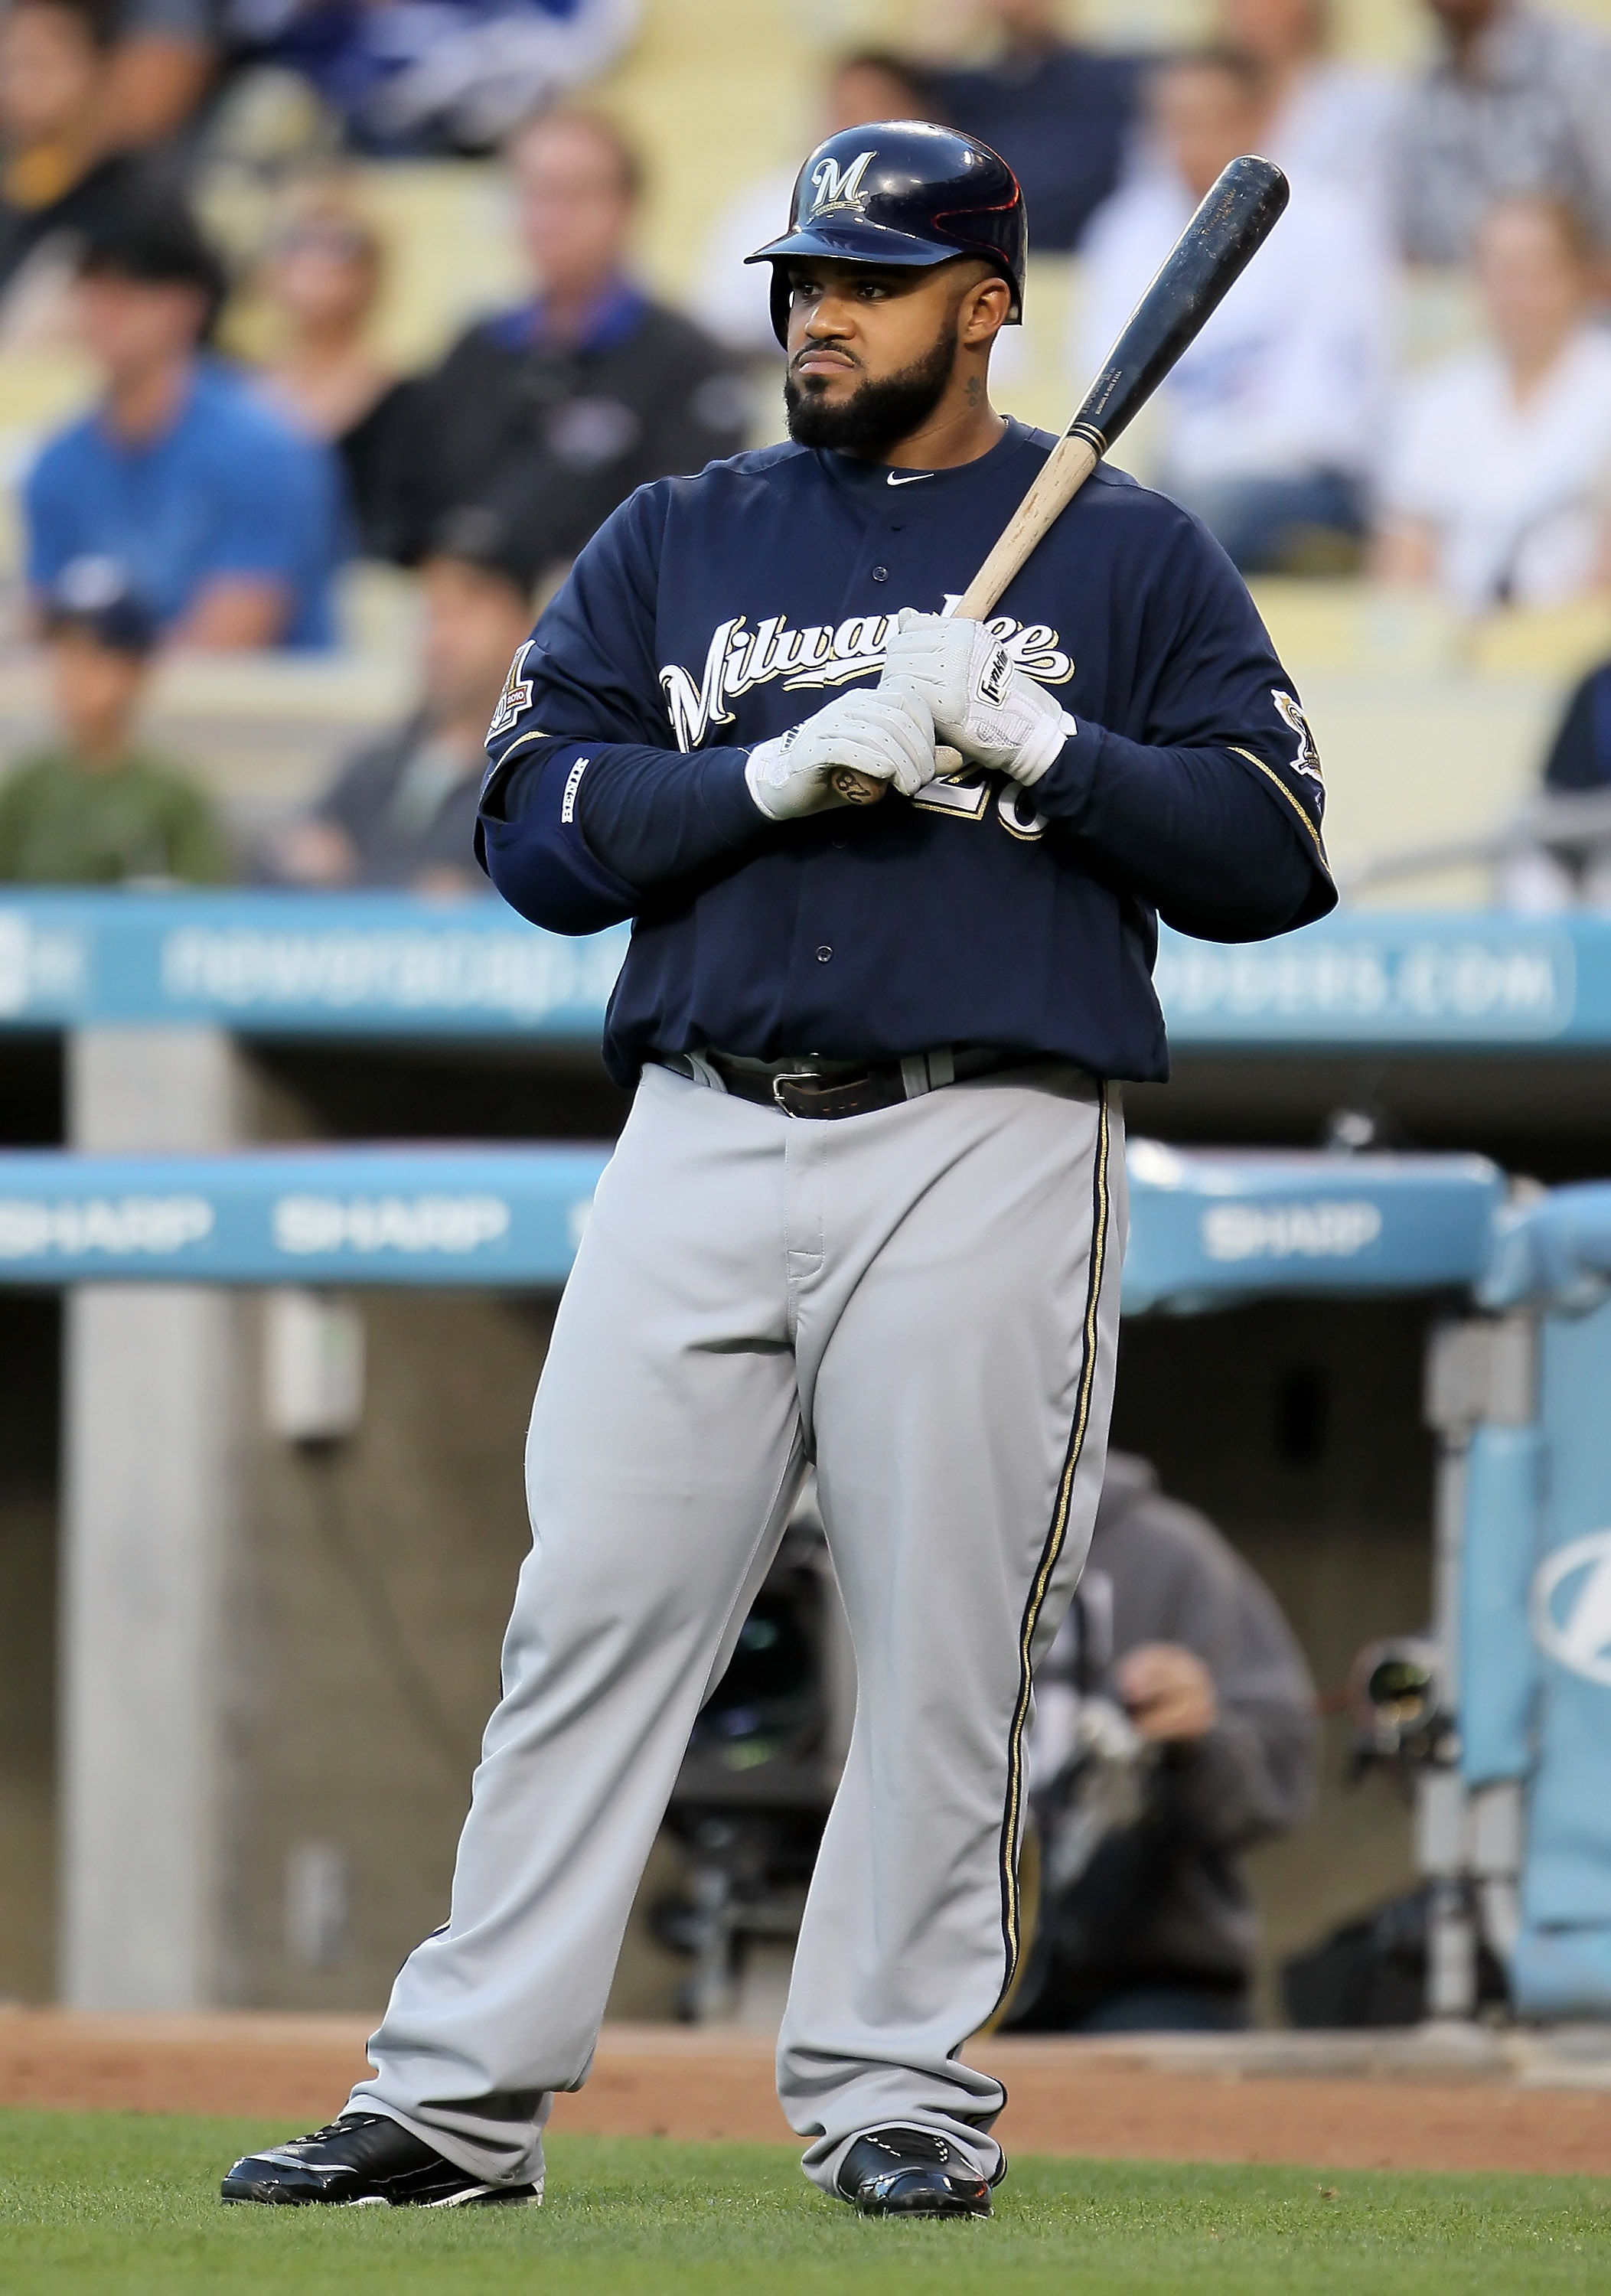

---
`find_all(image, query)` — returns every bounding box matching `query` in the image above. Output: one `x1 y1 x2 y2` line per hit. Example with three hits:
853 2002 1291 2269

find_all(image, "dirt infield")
3 2011 1610 2177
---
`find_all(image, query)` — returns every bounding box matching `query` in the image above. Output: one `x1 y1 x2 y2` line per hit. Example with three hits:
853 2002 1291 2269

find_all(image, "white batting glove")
882 608 1075 787
745 684 937 820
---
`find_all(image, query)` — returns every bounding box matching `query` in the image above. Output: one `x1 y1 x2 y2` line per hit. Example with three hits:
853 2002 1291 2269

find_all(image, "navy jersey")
478 418 1333 1086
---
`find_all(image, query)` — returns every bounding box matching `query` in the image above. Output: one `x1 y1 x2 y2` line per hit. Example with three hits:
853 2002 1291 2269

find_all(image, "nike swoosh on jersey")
886 471 933 486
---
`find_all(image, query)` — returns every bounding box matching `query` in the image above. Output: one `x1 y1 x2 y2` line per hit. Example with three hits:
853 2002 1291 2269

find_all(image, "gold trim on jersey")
1228 745 1330 864
992 1084 1114 2006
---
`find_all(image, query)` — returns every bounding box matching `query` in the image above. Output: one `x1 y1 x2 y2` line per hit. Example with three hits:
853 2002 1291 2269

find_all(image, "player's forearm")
571 742 766 884
1033 723 1333 941
478 736 764 928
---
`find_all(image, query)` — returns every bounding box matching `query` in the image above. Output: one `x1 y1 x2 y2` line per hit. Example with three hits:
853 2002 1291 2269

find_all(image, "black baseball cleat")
220 2112 543 2208
836 2127 993 2218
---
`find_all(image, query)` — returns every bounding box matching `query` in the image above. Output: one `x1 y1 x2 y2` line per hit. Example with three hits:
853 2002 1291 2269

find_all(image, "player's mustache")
789 345 863 381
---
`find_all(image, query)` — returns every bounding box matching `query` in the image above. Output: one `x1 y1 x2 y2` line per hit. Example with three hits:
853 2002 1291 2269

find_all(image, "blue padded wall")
1459 1424 1544 1787
1514 1300 1611 2010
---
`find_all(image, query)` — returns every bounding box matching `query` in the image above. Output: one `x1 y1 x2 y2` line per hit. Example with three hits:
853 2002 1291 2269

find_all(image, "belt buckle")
770 1068 820 1115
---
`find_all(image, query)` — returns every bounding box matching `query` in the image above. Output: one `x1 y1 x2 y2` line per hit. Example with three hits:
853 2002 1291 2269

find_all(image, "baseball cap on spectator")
425 505 539 600
76 199 230 336
41 556 159 654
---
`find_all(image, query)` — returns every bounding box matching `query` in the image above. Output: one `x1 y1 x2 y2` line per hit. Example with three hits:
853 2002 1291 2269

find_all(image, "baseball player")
223 122 1333 2220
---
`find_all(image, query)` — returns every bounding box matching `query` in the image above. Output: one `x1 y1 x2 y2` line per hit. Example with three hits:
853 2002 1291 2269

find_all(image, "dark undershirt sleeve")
1026 509 1335 943
1032 725 1332 942
500 736 765 883
488 720 1329 940
479 735 767 930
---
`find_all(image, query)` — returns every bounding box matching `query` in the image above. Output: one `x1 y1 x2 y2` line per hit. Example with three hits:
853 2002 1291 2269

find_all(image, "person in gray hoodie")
1006 1452 1316 2033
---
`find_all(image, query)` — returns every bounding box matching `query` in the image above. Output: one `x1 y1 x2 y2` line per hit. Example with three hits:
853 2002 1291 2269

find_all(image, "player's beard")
784 328 956 457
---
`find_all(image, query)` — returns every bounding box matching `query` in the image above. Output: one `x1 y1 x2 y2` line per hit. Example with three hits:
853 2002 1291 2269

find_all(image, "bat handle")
831 747 964 806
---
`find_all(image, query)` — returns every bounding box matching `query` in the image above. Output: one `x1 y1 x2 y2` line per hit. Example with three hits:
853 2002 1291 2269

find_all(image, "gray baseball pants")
348 1056 1125 2193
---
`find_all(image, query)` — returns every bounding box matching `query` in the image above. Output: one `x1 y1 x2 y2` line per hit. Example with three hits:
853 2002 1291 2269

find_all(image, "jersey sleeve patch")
488 641 536 742
1273 689 1323 800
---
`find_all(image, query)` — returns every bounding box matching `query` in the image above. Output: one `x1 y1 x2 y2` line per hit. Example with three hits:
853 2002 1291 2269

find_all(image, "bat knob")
830 746 967 807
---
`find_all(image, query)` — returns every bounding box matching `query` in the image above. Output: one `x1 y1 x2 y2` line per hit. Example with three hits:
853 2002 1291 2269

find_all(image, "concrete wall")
224 1287 542 2009
222 1287 688 2014
0 1280 685 2017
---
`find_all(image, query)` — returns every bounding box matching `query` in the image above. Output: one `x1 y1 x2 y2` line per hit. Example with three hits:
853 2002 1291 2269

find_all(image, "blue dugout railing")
0 1140 1505 1306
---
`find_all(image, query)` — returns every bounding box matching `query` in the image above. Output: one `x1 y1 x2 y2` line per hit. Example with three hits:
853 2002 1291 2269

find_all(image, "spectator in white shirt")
691 51 938 361
1374 194 1611 609
1076 47 1392 574
1219 0 1404 217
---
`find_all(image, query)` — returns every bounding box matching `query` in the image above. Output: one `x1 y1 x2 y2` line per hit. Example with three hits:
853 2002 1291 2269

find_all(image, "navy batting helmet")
745 121 1026 348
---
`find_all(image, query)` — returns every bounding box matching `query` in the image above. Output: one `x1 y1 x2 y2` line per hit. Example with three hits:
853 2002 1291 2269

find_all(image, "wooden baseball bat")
830 154 1290 805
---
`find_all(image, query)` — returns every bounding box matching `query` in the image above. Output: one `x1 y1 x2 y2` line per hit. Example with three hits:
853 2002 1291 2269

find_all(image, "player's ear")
960 273 1011 351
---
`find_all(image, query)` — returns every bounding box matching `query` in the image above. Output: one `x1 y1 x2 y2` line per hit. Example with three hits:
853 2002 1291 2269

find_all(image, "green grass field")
1 2108 1608 2295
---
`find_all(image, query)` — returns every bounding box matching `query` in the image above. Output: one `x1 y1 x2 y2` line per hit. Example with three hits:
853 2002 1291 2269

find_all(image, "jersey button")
870 566 889 582
815 944 833 964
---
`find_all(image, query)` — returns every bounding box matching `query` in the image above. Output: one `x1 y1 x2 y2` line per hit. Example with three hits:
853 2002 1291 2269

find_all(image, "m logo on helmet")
809 150 875 218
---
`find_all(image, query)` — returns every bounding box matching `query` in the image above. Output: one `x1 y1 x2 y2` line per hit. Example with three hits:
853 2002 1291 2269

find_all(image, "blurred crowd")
2 0 1611 887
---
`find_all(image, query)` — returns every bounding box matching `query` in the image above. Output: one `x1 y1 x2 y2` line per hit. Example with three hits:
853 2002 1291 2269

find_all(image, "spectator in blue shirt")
25 202 343 650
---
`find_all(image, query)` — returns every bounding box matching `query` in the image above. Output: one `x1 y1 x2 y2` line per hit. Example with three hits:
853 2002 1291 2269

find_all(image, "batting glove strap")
745 685 938 820
883 608 1075 788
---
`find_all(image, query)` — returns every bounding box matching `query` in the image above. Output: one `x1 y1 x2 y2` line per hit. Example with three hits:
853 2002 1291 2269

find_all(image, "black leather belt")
692 1045 1023 1120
